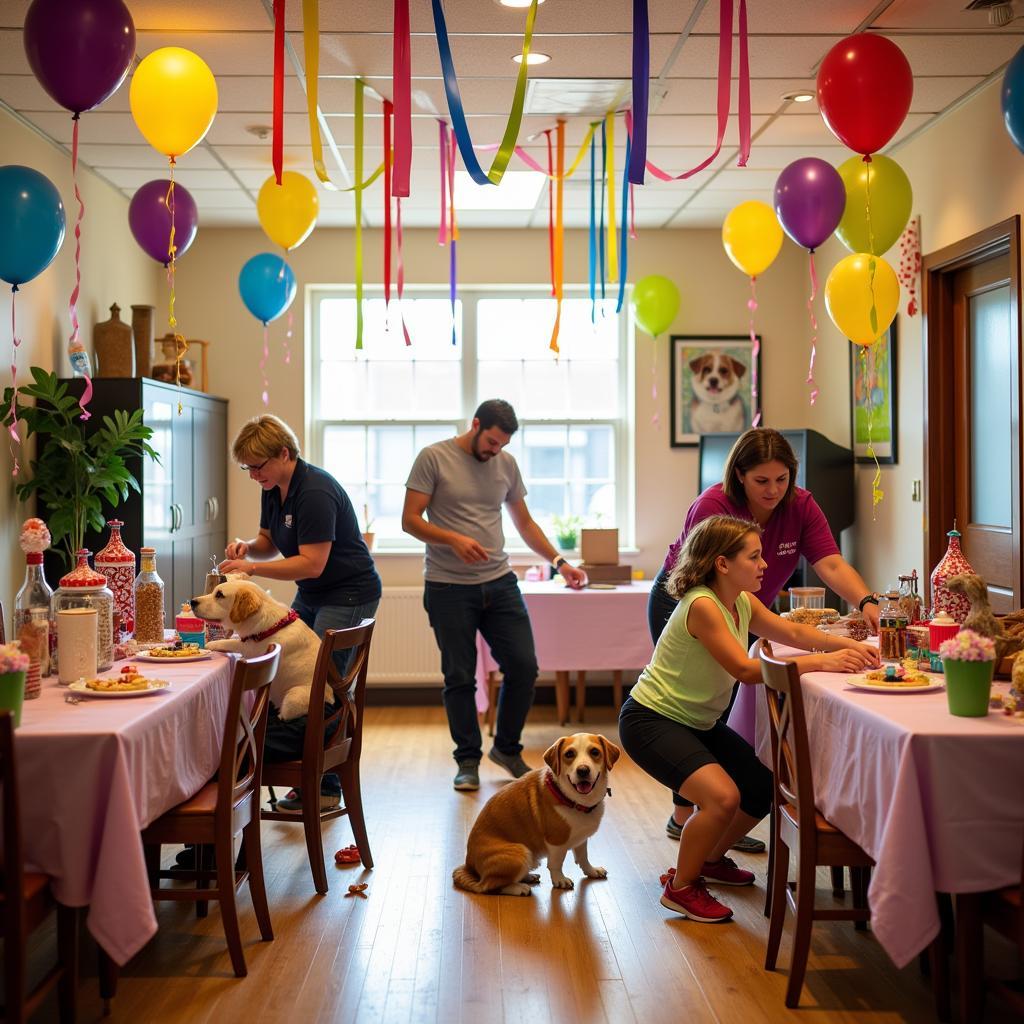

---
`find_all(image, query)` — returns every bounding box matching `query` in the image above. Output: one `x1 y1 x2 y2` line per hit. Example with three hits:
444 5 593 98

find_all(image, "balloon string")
396 197 412 345
806 252 819 405
861 345 884 516
283 265 293 365
69 115 92 420
748 276 761 426
8 287 21 477
650 335 659 428
864 154 880 343
166 159 185 414
260 324 270 405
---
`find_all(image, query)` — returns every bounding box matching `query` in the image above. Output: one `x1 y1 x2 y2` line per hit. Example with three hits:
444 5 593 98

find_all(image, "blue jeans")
263 594 379 796
423 572 538 764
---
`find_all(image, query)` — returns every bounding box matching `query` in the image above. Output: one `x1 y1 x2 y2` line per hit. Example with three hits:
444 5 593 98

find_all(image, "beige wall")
0 110 159 618
173 223 842 597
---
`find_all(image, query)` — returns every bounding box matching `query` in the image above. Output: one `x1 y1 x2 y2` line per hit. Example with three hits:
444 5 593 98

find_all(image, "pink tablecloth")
734 650 1024 968
475 580 655 705
14 655 234 965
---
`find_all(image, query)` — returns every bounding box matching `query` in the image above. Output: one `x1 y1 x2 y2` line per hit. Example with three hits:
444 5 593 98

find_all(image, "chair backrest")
0 710 24 931
216 644 281 817
0 598 6 644
759 647 819 838
303 619 376 770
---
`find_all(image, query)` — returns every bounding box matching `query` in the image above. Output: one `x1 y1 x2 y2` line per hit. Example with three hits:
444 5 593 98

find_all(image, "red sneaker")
660 878 733 922
700 855 755 886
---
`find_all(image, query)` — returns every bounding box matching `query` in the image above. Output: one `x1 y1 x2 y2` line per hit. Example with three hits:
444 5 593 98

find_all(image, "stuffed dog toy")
452 733 620 896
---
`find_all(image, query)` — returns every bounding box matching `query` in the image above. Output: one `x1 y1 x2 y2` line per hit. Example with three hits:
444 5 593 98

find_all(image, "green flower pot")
0 669 27 728
941 658 994 717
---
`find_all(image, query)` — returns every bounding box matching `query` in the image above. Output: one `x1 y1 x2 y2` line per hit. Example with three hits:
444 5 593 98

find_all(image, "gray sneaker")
487 747 532 779
453 760 480 791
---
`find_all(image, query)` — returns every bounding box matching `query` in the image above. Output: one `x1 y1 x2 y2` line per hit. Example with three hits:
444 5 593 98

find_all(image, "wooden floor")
23 705 1015 1023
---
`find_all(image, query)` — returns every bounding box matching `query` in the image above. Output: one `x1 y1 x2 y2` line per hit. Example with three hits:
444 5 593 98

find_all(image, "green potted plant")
939 628 996 717
0 368 159 569
551 513 581 552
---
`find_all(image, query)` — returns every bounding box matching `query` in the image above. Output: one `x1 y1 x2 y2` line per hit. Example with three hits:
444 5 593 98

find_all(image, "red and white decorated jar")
54 550 115 673
95 519 136 635
929 524 975 624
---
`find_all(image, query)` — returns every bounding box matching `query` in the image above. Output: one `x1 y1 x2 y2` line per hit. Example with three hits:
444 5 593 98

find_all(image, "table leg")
98 946 119 1012
955 892 985 1024
575 671 587 723
612 670 623 710
554 672 570 725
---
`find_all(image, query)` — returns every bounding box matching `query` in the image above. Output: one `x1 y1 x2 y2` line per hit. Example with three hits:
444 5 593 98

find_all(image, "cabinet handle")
211 496 219 521
169 504 177 532
204 497 212 523
172 503 182 532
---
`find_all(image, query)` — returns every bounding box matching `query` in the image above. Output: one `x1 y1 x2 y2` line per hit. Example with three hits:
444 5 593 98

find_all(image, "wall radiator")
367 587 443 686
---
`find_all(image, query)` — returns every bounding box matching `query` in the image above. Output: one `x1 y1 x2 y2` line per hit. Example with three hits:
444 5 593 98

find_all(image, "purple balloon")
128 180 199 266
773 158 846 252
23 0 135 115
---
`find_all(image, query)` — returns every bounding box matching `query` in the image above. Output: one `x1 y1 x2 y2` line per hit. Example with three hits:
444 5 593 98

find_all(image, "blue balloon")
1003 44 1024 153
0 165 65 287
238 253 296 324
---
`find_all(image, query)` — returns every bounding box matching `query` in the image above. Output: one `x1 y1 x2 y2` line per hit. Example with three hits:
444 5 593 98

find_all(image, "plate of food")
69 669 171 697
134 643 211 663
846 664 944 693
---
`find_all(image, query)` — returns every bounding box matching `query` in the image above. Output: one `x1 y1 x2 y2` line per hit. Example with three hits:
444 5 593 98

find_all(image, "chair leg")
850 865 869 931
611 670 623 710
143 842 161 889
487 672 499 737
97 947 119 1008
575 671 587 723
763 801 776 919
554 671 570 725
830 865 845 897
785 854 817 1008
341 759 374 871
955 892 985 1024
196 844 213 918
215 835 247 978
5 903 27 1023
302 790 329 895
56 902 79 1024
927 934 952 1023
243 820 274 942
764 836 790 971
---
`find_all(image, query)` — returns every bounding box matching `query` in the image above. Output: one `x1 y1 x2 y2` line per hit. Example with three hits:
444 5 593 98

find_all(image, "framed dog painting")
669 335 760 447
849 323 898 464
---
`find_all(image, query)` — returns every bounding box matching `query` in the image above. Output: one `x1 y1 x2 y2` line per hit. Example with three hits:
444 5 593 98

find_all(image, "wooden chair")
263 620 375 895
1 711 79 1022
140 644 280 978
486 670 571 734
759 648 874 1008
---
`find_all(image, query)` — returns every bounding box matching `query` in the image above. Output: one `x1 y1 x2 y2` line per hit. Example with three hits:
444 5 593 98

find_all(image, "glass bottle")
897 571 922 625
95 519 136 637
14 550 54 694
878 590 908 662
134 547 165 644
53 549 115 674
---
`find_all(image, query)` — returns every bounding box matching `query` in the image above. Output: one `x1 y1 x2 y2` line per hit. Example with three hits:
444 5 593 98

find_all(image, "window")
309 287 633 548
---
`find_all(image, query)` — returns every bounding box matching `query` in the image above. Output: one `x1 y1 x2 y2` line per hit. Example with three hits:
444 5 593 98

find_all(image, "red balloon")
816 34 913 155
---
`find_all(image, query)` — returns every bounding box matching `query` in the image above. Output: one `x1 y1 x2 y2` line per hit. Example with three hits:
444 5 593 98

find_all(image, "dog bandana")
544 769 608 814
239 608 300 643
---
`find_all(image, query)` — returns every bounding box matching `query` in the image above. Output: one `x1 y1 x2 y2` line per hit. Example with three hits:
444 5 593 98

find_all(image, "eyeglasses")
239 458 270 473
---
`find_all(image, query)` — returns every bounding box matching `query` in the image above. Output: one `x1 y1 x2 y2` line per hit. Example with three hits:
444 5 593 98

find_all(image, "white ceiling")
1 0 1021 230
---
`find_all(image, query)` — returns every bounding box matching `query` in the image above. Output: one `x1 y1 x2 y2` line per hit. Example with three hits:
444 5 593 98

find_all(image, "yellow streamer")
549 120 565 353
605 112 617 284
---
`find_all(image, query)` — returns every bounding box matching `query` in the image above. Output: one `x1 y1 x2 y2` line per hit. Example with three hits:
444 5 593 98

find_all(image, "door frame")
922 215 1022 599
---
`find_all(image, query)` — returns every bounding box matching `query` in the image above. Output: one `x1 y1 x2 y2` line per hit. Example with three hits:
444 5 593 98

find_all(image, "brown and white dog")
452 733 620 896
689 351 747 433
190 578 323 719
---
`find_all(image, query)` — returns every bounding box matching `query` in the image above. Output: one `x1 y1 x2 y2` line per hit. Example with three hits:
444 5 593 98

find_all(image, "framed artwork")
669 335 761 448
849 322 898 464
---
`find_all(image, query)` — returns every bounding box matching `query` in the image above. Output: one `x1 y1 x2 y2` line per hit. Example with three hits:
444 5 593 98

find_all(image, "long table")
731 650 1024 971
14 655 234 966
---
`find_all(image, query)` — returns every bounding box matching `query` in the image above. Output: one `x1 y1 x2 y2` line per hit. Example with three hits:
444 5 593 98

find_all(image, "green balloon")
835 154 912 256
631 275 680 337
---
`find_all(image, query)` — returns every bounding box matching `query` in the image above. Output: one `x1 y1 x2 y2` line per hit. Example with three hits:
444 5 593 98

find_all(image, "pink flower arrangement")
19 517 51 554
939 629 996 663
0 643 30 675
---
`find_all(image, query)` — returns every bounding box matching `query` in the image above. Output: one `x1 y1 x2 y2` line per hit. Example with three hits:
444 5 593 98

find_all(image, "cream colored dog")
191 578 324 719
452 733 620 896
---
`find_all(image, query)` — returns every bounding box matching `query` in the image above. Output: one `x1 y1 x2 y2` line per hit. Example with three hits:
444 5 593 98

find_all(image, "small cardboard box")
580 528 619 566
580 562 632 583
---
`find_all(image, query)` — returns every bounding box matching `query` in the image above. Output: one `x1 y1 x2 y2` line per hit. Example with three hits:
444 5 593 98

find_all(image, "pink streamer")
438 121 448 246
69 116 92 420
748 277 761 427
8 289 21 476
736 0 750 166
806 253 819 405
392 0 412 198
260 325 270 406
284 307 293 366
396 197 412 346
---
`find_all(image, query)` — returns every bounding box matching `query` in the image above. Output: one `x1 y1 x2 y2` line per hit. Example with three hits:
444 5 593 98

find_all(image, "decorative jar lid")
59 549 108 589
96 519 135 564
19 517 51 554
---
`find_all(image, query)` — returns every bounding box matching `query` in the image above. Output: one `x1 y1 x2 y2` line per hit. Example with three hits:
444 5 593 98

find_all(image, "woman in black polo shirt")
220 414 381 812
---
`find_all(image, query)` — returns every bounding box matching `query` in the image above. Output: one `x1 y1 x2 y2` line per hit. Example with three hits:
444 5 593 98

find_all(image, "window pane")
568 361 619 416
520 359 570 417
322 425 367 482
413 362 461 416
320 360 365 417
478 298 557 359
477 361 524 411
523 425 567 479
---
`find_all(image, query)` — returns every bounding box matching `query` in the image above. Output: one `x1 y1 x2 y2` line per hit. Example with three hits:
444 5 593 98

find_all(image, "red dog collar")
544 769 606 813
239 608 299 642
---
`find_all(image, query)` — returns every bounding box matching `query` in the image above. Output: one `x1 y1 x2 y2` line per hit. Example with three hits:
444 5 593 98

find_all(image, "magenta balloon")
23 0 136 115
773 157 846 252
128 180 199 266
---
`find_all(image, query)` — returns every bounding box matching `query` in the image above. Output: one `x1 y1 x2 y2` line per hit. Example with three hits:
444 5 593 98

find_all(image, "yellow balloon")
835 155 913 256
824 253 899 347
130 47 218 159
722 200 784 278
257 172 319 251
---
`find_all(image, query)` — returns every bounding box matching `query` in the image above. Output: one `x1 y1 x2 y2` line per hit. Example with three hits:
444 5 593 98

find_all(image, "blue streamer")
589 132 597 324
598 121 606 304
616 133 630 313
629 0 650 184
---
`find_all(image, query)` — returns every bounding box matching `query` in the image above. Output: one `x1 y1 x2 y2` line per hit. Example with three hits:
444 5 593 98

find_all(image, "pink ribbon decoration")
68 115 92 420
260 324 270 406
747 277 761 427
8 289 21 476
392 0 411 198
284 307 293 366
438 120 448 246
272 0 285 185
383 100 393 310
806 253 819 405
396 197 412 346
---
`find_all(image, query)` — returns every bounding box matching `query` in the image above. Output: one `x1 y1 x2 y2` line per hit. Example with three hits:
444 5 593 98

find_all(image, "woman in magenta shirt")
648 428 880 849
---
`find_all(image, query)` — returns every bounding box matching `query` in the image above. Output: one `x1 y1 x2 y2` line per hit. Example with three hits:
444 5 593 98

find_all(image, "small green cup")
941 658 995 717
0 669 27 728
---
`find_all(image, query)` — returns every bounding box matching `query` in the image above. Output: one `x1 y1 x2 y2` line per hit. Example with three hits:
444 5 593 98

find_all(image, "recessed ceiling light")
496 0 546 7
453 170 545 211
513 52 550 65
783 91 815 103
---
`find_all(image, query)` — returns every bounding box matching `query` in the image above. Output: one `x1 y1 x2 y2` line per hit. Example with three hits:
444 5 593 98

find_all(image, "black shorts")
618 696 772 820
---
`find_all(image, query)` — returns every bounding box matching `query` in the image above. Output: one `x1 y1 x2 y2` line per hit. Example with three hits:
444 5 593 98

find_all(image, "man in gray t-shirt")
403 399 587 791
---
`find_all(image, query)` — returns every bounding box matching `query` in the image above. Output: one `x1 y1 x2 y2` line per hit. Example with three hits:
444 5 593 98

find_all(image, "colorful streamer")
384 100 393 310
861 346 885 514
598 121 606 305
616 132 630 314
480 121 599 180
545 129 555 296
68 115 92 420
549 120 565 353
272 0 285 185
806 253 819 405
447 125 458 347
747 277 761 427
392 0 411 197
302 0 337 190
589 133 597 323
396 197 412 345
605 113 617 284
629 0 650 184
354 79 364 350
431 0 538 185
438 120 448 246
8 288 21 476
